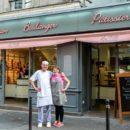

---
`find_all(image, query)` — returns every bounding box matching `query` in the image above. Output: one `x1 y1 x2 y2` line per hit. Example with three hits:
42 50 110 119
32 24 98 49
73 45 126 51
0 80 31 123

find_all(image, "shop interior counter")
16 78 29 98
5 78 29 98
5 84 16 98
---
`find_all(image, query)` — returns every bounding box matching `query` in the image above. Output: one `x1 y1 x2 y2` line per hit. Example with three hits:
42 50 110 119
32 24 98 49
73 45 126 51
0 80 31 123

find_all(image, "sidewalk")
0 109 130 130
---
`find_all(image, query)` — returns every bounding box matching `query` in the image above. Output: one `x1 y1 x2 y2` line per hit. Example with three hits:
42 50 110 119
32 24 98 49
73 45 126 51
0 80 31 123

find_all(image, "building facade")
0 0 130 115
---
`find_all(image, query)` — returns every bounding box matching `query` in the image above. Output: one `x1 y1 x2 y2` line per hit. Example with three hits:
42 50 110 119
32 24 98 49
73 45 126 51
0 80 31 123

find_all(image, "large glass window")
118 44 130 72
32 47 57 72
6 49 29 84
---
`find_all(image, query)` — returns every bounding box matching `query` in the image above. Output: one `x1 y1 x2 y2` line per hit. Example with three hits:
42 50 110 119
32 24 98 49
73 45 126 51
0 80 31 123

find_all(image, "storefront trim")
0 29 130 49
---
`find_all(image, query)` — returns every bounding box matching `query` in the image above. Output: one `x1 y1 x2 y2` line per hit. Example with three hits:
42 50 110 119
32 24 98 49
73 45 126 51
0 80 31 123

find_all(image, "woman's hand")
61 88 66 93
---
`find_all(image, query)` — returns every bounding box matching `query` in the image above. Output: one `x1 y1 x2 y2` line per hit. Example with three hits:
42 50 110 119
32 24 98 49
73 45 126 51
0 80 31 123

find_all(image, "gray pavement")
0 109 130 130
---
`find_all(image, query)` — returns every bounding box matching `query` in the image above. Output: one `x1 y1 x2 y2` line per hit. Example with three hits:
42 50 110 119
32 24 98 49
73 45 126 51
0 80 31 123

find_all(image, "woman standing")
51 66 70 127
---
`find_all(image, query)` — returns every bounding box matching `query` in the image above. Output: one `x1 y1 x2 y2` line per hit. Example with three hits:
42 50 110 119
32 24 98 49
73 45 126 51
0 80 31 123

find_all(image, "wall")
0 0 9 13
0 0 129 13
31 0 72 7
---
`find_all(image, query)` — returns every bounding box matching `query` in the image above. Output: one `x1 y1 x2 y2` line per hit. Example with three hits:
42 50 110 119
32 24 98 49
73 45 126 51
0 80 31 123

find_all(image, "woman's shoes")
53 121 64 127
56 122 64 127
53 121 58 127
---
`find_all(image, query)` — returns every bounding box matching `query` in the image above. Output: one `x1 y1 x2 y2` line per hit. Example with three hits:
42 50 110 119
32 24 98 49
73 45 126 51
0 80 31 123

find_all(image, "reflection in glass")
32 47 57 72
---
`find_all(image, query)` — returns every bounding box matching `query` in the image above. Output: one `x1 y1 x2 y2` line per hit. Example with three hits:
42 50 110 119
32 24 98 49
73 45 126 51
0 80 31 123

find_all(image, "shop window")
119 45 130 72
6 49 29 84
9 0 23 10
15 0 22 9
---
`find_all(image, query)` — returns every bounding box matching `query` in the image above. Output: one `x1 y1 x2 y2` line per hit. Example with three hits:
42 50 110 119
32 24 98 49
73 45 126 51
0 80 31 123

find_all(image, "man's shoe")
38 123 42 128
46 122 51 128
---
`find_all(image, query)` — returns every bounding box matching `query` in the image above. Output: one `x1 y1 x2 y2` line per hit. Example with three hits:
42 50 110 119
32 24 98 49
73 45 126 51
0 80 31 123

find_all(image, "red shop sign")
91 13 130 24
24 22 58 32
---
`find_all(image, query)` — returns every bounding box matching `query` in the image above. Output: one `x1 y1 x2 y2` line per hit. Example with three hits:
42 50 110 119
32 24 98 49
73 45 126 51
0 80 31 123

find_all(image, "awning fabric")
0 35 76 49
0 30 130 49
76 30 130 43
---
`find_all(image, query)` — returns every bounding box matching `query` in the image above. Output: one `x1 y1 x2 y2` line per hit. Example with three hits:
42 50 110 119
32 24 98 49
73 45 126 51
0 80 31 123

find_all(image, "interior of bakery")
89 43 130 117
4 47 57 107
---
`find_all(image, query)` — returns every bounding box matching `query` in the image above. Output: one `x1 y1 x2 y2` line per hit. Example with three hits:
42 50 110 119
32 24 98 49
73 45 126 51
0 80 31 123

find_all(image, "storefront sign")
24 22 57 32
0 29 8 34
0 3 130 39
91 13 130 24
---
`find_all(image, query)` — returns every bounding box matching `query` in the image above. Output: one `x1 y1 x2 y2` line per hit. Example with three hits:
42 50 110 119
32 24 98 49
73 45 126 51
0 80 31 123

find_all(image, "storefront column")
0 50 6 105
57 42 82 113
28 48 37 107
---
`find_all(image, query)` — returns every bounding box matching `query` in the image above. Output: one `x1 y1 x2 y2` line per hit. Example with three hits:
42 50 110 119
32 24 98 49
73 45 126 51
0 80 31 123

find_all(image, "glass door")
0 50 5 105
91 46 99 108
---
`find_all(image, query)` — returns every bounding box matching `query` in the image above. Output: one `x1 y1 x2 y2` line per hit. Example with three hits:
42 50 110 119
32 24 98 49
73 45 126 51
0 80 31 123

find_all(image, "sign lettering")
24 22 58 32
91 13 130 24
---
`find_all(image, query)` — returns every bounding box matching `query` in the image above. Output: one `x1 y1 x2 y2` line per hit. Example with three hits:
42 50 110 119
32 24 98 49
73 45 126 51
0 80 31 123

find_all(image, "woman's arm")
61 73 70 92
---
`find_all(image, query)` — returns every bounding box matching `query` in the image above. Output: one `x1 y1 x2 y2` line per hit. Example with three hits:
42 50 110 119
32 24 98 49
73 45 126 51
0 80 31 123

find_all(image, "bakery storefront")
0 3 130 115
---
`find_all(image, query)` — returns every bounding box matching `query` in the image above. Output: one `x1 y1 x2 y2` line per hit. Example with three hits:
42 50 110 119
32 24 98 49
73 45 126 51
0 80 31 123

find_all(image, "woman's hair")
53 66 61 73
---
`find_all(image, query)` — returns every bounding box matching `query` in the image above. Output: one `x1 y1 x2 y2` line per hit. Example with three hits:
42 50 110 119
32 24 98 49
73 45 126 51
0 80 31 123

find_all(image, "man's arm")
29 80 40 92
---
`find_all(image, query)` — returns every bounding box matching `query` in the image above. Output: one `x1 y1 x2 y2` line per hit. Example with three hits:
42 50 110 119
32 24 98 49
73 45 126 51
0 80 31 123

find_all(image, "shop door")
91 47 99 108
0 50 5 105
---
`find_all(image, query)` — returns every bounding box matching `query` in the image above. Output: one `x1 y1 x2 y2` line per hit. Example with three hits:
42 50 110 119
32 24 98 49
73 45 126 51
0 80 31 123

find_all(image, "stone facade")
0 0 129 13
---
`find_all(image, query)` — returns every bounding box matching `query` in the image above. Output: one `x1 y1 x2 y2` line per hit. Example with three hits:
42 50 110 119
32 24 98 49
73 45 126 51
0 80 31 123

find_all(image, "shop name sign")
24 22 58 32
91 13 130 24
0 29 8 34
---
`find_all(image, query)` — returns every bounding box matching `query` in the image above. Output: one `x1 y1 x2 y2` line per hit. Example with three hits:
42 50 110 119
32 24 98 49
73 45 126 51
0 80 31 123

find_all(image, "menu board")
119 77 130 112
116 72 130 124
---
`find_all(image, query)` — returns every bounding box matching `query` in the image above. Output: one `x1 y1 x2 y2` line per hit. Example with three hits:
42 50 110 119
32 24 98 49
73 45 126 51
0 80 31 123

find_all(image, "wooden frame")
116 72 130 124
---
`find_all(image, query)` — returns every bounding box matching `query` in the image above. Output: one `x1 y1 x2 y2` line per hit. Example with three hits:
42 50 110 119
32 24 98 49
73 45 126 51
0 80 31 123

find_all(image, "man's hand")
35 88 41 92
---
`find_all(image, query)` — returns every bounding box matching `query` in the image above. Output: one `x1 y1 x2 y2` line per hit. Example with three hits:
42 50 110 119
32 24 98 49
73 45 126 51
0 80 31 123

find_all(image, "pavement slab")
0 109 130 130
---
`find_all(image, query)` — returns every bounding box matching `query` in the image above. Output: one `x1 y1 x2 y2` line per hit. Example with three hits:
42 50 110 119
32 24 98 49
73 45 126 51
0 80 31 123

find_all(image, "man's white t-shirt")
30 70 53 107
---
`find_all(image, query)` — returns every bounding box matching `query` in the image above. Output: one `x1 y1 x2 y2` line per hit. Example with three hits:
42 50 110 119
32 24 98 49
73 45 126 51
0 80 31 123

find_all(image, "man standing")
29 61 53 128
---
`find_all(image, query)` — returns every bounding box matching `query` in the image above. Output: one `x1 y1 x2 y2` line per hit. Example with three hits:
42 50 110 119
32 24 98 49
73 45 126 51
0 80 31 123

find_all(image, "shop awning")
76 30 130 43
0 36 76 49
0 30 130 49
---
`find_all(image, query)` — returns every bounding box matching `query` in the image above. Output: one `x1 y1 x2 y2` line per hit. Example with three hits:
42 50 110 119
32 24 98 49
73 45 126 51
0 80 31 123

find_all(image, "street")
0 109 130 130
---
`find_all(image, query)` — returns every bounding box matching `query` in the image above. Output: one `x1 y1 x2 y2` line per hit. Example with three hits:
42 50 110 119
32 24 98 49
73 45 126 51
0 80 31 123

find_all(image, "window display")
6 49 29 84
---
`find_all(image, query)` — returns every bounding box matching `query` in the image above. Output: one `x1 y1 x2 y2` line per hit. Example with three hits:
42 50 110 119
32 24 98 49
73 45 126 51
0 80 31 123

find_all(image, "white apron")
30 70 53 107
